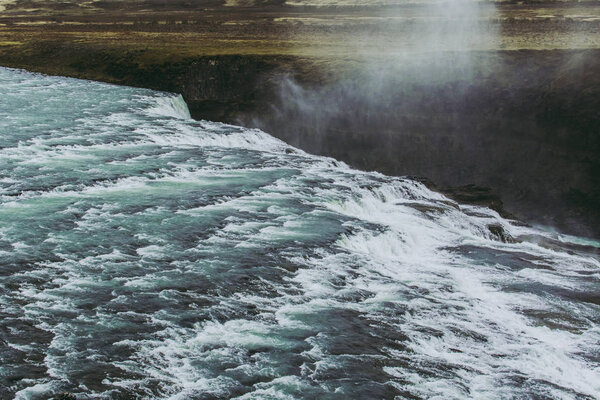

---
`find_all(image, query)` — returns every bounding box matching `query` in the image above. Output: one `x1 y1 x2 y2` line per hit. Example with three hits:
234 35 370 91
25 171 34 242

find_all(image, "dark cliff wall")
179 56 278 122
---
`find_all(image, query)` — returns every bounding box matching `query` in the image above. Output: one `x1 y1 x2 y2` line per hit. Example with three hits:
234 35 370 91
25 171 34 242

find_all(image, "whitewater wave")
0 68 599 400
145 94 192 120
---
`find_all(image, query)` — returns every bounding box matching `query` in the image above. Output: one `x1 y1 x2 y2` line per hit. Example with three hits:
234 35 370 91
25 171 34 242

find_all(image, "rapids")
0 68 599 399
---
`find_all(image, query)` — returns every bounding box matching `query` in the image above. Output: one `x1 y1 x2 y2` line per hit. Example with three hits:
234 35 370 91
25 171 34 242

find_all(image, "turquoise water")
0 67 599 399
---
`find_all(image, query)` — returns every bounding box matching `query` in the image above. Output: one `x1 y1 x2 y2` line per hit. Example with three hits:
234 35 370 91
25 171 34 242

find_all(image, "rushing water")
0 67 599 400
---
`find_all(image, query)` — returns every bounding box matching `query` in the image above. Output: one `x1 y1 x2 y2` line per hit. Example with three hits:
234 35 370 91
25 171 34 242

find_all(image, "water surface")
0 68 599 399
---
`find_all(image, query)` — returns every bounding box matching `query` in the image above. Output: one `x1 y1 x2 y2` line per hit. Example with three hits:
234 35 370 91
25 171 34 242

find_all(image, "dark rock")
488 224 516 243
54 393 77 400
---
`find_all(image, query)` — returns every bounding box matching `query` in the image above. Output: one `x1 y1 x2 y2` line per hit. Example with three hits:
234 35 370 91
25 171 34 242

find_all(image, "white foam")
14 381 56 400
145 94 191 120
142 124 289 153
2 67 599 400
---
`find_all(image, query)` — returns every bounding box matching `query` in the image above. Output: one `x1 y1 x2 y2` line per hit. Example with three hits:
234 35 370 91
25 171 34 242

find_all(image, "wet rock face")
488 224 516 243
178 56 276 122
54 393 77 400
432 185 509 218
181 56 268 103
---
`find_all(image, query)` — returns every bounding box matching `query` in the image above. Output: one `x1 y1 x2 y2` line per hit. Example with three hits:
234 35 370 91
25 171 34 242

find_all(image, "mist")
251 0 498 159
240 0 600 237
